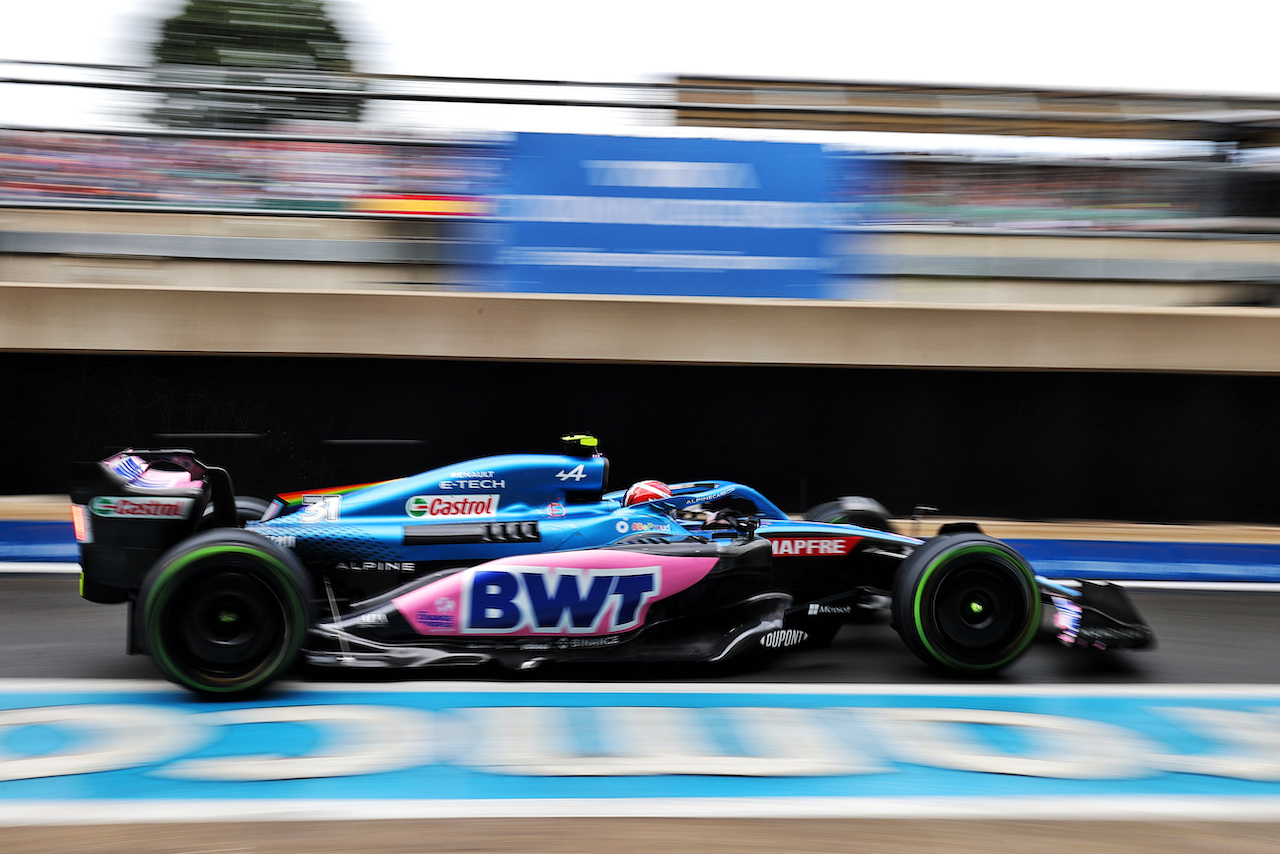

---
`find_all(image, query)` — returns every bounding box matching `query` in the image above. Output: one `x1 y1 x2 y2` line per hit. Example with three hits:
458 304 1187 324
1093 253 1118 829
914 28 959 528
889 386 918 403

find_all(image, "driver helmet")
623 480 672 506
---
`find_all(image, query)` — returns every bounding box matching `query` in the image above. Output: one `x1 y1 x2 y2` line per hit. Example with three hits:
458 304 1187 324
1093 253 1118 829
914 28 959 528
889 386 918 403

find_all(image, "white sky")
2 0 1278 152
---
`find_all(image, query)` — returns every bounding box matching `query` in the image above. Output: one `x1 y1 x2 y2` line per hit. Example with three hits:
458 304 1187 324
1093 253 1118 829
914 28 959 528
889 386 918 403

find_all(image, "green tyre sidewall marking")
146 544 306 694
910 543 1037 673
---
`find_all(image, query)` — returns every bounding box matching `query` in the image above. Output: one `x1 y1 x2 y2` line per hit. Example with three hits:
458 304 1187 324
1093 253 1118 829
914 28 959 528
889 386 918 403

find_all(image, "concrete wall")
3 281 1280 374
7 207 1280 304
840 229 1280 305
0 208 462 290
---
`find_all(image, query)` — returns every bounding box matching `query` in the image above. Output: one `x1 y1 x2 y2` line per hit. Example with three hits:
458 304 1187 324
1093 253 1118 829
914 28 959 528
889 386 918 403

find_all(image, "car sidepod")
304 537 790 670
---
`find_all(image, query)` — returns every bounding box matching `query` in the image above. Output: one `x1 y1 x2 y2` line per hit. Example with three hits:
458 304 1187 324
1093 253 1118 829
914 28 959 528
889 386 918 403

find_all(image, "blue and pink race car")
71 434 1153 696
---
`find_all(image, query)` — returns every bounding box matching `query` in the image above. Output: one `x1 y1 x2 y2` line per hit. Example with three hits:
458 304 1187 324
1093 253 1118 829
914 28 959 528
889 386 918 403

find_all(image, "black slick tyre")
139 529 313 697
197 496 272 530
891 532 1038 675
803 497 895 533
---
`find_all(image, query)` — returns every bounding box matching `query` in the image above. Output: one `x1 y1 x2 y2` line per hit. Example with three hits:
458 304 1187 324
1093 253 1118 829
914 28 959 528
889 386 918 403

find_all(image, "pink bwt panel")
393 550 719 636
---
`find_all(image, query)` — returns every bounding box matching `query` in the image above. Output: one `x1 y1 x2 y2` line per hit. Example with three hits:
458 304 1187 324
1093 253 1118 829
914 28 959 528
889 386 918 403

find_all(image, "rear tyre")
804 497 895 533
892 533 1038 675
139 529 312 697
197 496 271 530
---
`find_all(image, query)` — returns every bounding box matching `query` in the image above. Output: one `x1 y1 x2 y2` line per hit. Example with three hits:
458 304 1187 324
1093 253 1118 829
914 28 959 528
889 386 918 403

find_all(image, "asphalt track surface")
5 818 1279 854
4 574 1277 685
5 574 1280 852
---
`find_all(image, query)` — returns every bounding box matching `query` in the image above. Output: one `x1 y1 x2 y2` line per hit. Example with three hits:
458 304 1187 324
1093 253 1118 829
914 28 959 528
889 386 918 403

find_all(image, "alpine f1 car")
70 434 1154 696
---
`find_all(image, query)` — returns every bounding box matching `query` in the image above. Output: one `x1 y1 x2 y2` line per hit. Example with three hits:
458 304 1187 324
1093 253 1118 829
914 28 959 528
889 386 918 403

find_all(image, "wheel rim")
180 572 281 668
932 565 1021 652
152 564 294 689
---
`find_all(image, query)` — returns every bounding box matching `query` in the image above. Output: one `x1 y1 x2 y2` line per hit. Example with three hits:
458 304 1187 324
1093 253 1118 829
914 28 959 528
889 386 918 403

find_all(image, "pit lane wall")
5 281 1280 372
4 302 1280 523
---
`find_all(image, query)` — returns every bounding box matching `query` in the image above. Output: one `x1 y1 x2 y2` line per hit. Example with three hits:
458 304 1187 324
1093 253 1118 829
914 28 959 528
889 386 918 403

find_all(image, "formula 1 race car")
70 434 1154 696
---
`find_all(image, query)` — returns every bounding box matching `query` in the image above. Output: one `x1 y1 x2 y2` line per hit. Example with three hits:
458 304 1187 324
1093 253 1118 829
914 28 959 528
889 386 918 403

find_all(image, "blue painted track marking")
2 681 1280 822
0 522 76 563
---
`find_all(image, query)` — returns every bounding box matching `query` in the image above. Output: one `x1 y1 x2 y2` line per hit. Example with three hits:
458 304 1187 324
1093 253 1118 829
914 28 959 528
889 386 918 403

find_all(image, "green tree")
148 0 365 131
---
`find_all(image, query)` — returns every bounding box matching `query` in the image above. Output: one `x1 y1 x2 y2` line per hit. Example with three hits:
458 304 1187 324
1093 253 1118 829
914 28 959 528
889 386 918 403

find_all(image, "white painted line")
1112 580 1280 592
3 678 1280 698
0 796 1279 824
161 681 1280 698
0 679 178 693
0 562 79 574
1042 579 1280 592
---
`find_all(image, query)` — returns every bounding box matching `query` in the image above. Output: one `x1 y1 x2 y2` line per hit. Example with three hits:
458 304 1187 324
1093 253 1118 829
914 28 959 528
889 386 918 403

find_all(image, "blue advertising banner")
496 133 838 298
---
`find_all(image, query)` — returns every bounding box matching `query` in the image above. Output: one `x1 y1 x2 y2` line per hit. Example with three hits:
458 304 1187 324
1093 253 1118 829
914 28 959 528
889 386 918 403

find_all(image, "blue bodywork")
251 449 918 594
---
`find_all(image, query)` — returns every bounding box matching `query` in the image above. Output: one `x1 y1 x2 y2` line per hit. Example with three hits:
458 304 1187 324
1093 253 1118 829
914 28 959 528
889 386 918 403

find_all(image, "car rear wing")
69 449 236 603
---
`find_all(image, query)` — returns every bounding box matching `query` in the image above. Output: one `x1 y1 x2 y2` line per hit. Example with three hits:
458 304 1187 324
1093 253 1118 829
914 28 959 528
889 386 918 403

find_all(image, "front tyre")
139 529 313 697
892 533 1038 675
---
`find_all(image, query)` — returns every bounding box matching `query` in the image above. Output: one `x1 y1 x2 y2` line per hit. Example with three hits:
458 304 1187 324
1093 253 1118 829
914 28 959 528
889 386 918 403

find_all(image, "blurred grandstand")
1 122 1273 230
0 126 1232 228
5 64 1280 222
0 127 501 214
